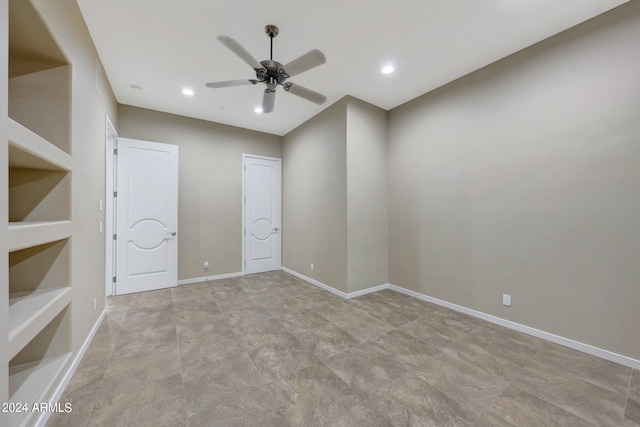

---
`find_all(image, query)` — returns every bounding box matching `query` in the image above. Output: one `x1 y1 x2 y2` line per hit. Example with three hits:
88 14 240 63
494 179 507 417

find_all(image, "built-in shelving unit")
4 0 73 425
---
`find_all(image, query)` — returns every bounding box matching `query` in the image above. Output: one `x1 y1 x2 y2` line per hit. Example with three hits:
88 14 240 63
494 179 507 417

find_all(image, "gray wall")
346 97 389 292
282 99 349 292
117 105 282 280
282 97 389 294
388 1 640 359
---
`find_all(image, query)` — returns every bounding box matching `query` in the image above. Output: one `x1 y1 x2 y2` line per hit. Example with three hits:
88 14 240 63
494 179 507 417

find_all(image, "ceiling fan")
206 25 327 113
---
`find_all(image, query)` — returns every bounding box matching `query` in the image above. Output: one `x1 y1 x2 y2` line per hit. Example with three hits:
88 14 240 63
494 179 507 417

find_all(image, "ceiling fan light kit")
206 25 327 113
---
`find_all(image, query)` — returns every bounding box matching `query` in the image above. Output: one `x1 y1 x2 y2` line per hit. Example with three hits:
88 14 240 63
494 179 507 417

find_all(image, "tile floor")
47 271 639 426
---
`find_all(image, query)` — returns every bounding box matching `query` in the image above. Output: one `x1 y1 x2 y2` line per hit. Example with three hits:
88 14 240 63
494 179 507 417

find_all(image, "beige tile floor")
48 271 639 426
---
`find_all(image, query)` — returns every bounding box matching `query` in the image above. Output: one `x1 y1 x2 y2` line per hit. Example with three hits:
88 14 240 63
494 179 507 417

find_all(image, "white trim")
279 267 640 370
104 116 117 296
36 310 106 427
178 272 244 285
347 284 390 299
386 285 640 370
282 267 350 298
241 155 246 275
281 267 388 299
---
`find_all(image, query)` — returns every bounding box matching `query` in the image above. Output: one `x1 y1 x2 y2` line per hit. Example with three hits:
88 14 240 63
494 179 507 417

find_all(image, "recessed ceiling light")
182 88 194 96
381 65 395 74
254 107 263 113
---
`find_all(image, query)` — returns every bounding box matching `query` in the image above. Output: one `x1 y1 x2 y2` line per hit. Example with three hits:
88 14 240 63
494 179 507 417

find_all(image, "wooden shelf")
9 352 73 427
8 287 72 360
8 118 71 171
8 221 71 252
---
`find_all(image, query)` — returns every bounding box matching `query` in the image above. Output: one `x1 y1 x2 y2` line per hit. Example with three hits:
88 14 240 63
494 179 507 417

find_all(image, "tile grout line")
82 305 122 427
262 286 396 425
223 278 326 427
207 279 283 407
472 327 545 425
171 293 190 425
621 368 634 426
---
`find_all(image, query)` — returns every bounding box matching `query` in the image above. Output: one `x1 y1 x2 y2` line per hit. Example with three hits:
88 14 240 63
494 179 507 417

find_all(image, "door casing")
105 116 117 296
107 136 179 295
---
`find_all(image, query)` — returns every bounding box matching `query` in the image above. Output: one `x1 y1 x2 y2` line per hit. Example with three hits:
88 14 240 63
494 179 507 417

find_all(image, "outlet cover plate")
502 294 511 307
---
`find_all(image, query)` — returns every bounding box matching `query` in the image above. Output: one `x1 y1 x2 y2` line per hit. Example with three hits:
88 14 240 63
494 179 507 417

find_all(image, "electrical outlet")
310 263 314 271
93 297 97 311
204 261 209 270
502 294 511 307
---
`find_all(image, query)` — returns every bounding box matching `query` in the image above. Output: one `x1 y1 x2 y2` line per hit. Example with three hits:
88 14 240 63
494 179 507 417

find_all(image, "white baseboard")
387 285 640 370
281 267 387 299
346 283 390 299
282 267 350 298
36 309 106 427
178 271 243 285
280 267 640 370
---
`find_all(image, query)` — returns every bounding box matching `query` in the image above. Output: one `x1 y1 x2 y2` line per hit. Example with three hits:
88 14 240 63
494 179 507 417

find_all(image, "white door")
244 154 281 274
115 138 179 295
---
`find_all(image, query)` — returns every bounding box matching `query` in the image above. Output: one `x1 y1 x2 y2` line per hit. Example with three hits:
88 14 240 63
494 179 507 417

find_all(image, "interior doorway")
106 135 179 295
243 154 282 274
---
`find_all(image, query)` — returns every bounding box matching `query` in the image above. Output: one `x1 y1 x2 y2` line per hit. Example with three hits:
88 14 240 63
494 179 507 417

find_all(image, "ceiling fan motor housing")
258 60 289 85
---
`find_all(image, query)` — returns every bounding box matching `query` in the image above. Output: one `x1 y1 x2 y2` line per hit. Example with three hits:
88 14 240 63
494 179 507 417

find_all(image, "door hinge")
113 234 117 240
112 276 117 283
113 191 117 198
244 229 246 235
114 148 118 155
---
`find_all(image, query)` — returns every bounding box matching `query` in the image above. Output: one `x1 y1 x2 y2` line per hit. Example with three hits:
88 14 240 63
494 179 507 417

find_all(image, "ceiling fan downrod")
265 25 279 60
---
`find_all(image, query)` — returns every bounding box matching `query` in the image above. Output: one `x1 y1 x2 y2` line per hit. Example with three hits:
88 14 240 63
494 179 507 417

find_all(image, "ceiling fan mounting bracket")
265 25 279 38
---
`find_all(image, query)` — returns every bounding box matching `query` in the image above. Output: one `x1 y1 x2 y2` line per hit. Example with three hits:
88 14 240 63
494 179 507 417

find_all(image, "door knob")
273 227 279 232
167 232 177 236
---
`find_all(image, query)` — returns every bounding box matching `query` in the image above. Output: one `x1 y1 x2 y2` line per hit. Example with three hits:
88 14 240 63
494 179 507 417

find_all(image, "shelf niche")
9 167 70 223
9 309 72 427
9 239 71 359
9 0 71 155
9 239 70 294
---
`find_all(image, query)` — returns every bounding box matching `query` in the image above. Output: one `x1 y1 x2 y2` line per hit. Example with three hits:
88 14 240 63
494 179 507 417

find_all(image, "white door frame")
105 115 117 296
242 153 282 274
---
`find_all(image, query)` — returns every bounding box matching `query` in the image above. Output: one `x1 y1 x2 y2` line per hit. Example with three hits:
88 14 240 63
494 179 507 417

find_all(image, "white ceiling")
77 0 627 136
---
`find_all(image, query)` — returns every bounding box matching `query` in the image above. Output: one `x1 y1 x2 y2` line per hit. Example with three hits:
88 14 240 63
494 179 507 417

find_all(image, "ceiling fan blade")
205 79 257 89
283 49 326 77
263 88 276 113
217 35 262 70
284 83 327 105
